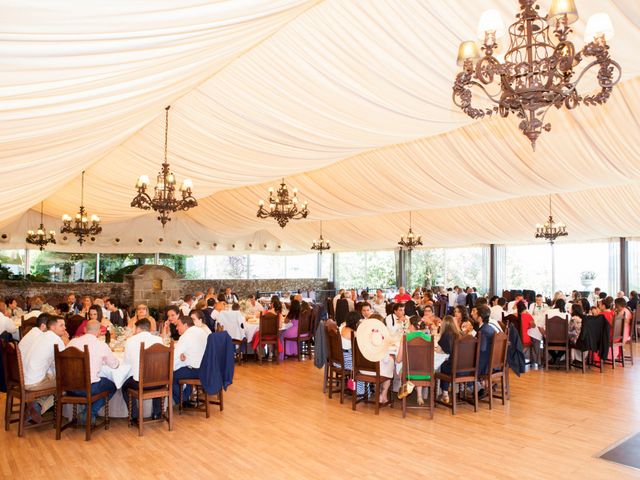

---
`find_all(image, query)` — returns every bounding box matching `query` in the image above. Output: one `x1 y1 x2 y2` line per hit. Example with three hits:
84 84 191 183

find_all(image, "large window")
0 249 26 278
335 251 395 289
284 254 318 278
30 251 97 282
502 244 552 294
410 247 488 293
100 253 154 282
248 255 285 279
410 249 444 288
629 239 640 293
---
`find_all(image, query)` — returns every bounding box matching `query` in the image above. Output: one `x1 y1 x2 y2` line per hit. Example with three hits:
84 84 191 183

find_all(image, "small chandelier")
535 195 568 244
26 202 56 251
61 171 102 245
257 178 309 228
453 0 622 150
398 211 422 251
131 106 197 226
311 221 330 253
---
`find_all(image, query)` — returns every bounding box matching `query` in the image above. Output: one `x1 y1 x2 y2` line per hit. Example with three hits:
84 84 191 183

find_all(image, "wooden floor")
2 347 640 480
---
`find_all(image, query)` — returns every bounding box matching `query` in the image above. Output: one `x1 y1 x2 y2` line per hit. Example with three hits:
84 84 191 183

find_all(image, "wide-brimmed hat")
356 318 398 362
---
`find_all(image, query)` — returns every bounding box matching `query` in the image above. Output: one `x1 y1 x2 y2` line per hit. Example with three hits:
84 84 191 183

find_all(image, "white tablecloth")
99 351 131 389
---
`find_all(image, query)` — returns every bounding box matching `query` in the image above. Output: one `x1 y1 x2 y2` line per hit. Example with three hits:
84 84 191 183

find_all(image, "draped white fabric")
1 0 639 253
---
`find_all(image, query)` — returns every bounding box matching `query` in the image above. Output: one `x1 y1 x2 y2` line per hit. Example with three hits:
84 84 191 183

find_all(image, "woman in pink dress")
281 299 301 360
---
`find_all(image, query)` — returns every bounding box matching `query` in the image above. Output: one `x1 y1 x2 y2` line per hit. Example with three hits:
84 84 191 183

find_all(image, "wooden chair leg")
451 383 457 415
328 368 334 400
4 393 11 432
298 340 302 361
500 376 505 405
85 400 92 441
565 349 569 372
218 389 223 412
488 379 493 410
473 383 478 413
138 393 144 436
402 392 406 418
429 383 434 419
204 390 210 419
374 381 380 415
339 373 344 405
105 395 110 430
168 393 173 431
351 380 357 411
179 383 184 415
55 398 62 440
18 400 26 438
127 392 133 427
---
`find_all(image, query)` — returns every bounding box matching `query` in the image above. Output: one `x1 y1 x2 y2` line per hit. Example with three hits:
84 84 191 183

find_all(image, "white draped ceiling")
1 0 639 254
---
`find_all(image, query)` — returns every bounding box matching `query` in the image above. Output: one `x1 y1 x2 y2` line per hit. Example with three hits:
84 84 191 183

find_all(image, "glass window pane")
410 249 445 288
336 252 367 288
365 251 396 288
0 249 26 278
443 247 489 294
629 239 640 293
503 244 552 294
554 241 616 295
99 253 154 282
319 253 333 280
29 251 97 282
249 255 284 279
285 254 317 278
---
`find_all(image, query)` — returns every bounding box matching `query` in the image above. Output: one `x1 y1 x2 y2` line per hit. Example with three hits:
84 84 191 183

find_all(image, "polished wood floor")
2 347 640 479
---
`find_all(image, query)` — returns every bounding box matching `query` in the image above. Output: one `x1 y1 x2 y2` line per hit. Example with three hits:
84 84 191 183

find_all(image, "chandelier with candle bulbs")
311 221 330 253
535 195 568 244
26 202 56 251
257 178 309 228
398 212 423 251
61 171 102 245
131 106 197 226
453 0 622 150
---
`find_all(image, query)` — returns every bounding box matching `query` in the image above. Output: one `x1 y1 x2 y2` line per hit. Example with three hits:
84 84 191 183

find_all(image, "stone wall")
0 266 331 310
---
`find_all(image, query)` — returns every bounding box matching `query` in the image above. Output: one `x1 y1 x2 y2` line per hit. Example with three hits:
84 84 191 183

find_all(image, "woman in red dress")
599 296 615 326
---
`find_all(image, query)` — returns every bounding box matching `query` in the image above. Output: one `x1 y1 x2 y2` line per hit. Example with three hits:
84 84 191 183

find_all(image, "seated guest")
23 316 67 421
105 298 127 327
477 305 497 375
93 298 109 321
162 305 182 341
588 287 601 308
489 296 505 323
75 305 109 337
506 293 525 316
244 295 262 317
393 287 411 303
344 291 355 312
420 304 441 332
384 303 407 335
219 303 246 341
55 302 70 318
202 298 215 330
437 315 461 404
545 298 570 321
579 297 591 314
66 293 80 315
528 294 548 317
19 313 49 362
339 311 365 396
224 287 239 305
173 315 209 407
180 294 194 317
614 297 632 348
569 304 586 363
78 295 93 319
0 300 18 338
371 289 387 317
210 300 225 328
453 305 474 336
628 291 638 312
24 296 44 320
360 302 373 319
598 296 615 325
128 304 156 332
551 290 566 308
617 291 629 302
6 297 24 319
123 319 163 420
66 320 118 424
190 309 212 334
282 300 302 359
517 300 540 364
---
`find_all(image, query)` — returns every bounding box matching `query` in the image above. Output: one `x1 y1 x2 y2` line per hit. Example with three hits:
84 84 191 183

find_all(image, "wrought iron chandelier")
398 212 423 251
257 178 309 228
311 221 330 253
26 202 56 251
131 106 197 226
535 195 568 243
453 0 622 150
61 171 102 245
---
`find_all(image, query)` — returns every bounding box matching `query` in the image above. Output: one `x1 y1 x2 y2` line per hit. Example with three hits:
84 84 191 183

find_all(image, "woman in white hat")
355 318 397 404
339 311 366 396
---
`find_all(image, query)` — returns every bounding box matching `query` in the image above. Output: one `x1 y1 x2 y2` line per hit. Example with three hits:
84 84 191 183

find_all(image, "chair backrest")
2 340 23 390
326 325 344 367
19 318 37 339
309 305 319 335
139 342 173 388
55 344 91 393
488 331 508 372
326 298 334 319
402 334 434 381
437 294 449 318
612 312 625 340
334 299 349 326
298 309 312 336
545 315 569 344
260 313 279 337
351 334 379 376
452 335 480 377
65 315 85 338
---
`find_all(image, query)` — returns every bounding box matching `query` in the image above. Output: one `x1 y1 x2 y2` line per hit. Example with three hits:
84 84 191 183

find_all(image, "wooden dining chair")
479 332 509 409
605 314 626 369
178 379 223 419
351 334 393 415
544 315 570 371
435 335 480 415
284 310 313 361
18 317 37 340
2 340 57 437
54 344 110 441
326 323 349 404
258 313 279 365
127 342 174 436
401 333 435 419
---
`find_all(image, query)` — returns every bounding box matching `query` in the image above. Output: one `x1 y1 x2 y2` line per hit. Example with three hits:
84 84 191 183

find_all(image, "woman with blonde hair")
128 303 156 331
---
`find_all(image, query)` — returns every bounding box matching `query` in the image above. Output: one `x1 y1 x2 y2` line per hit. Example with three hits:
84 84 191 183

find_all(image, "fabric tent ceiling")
1 0 639 253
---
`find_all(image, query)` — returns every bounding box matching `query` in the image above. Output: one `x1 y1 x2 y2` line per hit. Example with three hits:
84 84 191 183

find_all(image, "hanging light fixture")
26 202 56 251
453 0 622 150
61 171 102 245
257 178 309 228
131 106 197 226
398 211 423 251
535 195 568 243
311 221 330 253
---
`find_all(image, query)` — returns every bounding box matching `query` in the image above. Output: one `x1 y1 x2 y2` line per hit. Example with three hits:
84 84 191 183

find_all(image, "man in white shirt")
224 287 239 305
67 320 119 423
244 295 262 317
0 300 18 339
384 304 406 335
489 298 506 324
361 303 373 319
23 316 67 420
588 287 601 308
122 318 164 420
18 313 48 363
180 294 194 317
344 291 355 312
506 293 525 316
24 297 44 321
528 294 549 318
210 300 225 327
172 315 209 407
